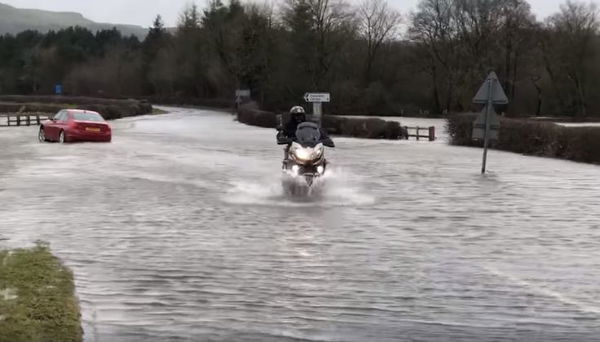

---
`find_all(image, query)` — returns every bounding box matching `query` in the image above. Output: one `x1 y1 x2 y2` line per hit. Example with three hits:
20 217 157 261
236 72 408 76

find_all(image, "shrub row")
0 96 152 120
448 113 600 164
237 105 278 128
237 105 406 139
322 116 405 139
0 95 146 106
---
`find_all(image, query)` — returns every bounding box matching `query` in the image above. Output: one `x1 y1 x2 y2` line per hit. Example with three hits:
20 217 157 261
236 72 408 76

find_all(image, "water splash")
222 166 374 207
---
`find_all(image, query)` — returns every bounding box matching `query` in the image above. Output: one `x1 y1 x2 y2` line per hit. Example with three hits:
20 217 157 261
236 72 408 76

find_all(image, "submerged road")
1 107 599 341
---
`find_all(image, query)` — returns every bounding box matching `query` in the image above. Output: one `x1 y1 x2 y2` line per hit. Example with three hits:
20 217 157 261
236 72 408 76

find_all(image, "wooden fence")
0 113 51 127
404 126 436 141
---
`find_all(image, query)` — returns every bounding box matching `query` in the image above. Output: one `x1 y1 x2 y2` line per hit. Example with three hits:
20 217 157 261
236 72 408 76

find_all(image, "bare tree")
497 0 536 106
410 0 458 112
544 1 599 116
305 0 354 88
358 0 402 83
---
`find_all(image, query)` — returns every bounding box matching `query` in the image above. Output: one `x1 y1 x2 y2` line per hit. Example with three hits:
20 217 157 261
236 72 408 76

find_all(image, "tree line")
0 0 598 117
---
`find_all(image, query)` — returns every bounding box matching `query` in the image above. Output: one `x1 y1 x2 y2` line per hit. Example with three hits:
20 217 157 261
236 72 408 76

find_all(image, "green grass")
0 242 82 342
152 107 168 115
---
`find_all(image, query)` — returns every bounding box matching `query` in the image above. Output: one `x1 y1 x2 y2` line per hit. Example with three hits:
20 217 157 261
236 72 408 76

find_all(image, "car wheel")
38 127 47 143
59 130 66 144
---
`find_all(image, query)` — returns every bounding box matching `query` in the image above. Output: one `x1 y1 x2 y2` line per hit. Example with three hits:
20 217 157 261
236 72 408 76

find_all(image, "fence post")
17 115 21 126
36 114 40 125
429 126 435 141
416 127 420 141
26 115 31 126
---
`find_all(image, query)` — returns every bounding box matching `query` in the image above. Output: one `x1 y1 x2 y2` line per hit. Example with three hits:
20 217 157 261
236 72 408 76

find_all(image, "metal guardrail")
0 113 51 127
404 126 436 141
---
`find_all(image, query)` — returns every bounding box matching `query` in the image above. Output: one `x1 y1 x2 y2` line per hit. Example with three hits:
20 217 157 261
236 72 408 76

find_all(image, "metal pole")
313 102 322 126
481 79 492 174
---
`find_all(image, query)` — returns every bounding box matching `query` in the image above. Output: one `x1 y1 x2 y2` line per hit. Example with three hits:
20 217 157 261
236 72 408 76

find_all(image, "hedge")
0 95 152 120
448 113 600 164
237 105 406 139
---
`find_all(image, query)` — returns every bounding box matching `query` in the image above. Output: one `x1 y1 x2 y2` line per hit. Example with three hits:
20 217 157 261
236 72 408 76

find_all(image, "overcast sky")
1 0 588 27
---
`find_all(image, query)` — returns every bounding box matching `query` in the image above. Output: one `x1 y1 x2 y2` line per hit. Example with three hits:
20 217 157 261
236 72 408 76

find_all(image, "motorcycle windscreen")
295 122 321 147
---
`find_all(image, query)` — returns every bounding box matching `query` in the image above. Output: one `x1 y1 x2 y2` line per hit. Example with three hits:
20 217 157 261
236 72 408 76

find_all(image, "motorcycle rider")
277 105 334 164
278 106 307 163
283 106 307 140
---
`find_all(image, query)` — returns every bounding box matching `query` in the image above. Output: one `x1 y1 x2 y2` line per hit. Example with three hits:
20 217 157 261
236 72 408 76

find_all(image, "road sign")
235 89 250 97
304 93 330 103
55 84 62 95
473 106 500 141
473 72 508 105
473 71 508 174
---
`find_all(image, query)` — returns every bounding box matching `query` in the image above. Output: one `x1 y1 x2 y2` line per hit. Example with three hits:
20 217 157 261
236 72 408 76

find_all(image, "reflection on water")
1 107 599 342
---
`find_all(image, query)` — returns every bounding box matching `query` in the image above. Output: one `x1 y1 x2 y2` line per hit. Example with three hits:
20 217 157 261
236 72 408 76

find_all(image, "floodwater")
1 107 599 342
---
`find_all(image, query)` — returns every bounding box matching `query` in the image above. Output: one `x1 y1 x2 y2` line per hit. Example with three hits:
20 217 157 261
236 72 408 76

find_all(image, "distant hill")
0 3 148 38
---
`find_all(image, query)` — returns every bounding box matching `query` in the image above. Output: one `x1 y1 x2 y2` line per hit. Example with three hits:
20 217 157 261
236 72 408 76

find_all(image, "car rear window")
73 112 104 122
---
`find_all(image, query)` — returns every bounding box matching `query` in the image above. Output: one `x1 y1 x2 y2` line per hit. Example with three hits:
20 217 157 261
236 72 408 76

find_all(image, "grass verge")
0 242 82 342
152 107 168 115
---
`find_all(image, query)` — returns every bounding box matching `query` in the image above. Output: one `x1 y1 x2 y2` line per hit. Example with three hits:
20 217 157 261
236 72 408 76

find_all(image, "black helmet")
289 106 306 120
290 106 305 115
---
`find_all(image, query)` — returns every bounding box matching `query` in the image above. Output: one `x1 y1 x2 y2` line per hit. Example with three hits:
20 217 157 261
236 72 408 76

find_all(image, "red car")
39 109 112 143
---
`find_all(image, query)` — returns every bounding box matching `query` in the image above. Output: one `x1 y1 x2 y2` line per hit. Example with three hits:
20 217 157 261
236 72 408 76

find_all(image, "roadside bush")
560 127 600 163
448 113 600 164
238 106 405 140
237 104 278 128
0 95 152 119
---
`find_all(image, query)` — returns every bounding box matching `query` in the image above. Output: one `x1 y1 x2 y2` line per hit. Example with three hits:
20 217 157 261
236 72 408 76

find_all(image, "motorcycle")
277 121 335 191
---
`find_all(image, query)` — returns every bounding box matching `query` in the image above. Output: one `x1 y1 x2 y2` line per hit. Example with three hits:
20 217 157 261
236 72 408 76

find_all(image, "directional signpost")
304 92 330 123
472 72 509 174
235 89 251 98
235 89 251 108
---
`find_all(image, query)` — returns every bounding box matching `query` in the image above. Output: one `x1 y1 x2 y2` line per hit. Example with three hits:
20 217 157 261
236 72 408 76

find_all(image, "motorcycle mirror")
277 137 291 145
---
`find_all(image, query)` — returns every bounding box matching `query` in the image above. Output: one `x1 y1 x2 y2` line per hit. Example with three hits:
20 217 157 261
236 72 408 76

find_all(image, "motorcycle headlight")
293 147 312 161
314 144 324 158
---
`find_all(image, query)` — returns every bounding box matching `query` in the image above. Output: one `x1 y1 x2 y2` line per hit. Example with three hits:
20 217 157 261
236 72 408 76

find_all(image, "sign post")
235 89 251 109
303 92 330 124
472 72 508 174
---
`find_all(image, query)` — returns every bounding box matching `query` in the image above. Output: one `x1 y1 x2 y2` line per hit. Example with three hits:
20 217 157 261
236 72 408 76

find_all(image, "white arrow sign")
304 93 330 103
235 89 251 97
